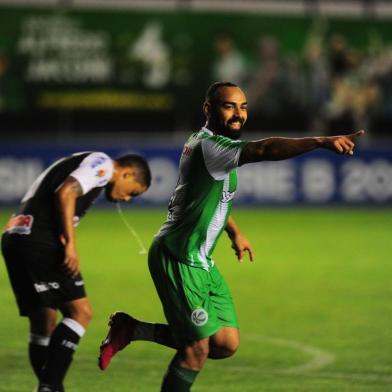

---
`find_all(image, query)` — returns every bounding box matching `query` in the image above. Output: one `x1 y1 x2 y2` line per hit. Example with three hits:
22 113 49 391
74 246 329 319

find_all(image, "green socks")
132 321 177 349
161 358 199 391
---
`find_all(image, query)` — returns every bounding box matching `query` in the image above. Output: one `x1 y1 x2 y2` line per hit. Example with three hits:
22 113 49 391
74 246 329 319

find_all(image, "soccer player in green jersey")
98 82 364 391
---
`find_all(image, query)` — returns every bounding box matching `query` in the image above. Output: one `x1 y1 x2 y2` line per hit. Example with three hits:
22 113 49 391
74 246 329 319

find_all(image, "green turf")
1 208 391 391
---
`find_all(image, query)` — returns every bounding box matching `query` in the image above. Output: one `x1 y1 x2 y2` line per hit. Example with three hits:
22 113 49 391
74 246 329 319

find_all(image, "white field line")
244 334 335 374
2 335 392 384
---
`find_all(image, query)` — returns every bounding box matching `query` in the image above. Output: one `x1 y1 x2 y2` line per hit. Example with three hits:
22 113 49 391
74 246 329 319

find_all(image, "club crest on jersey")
221 191 235 203
191 308 208 326
4 214 34 235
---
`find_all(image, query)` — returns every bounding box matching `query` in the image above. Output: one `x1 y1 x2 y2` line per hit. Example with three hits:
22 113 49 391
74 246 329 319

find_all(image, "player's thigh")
1 234 42 316
148 240 221 344
2 235 87 314
209 264 239 329
27 243 87 310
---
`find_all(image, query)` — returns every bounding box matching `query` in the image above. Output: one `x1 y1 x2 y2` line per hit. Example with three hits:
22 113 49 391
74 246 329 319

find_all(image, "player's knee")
192 343 209 368
222 340 239 358
30 321 55 337
47 316 58 334
210 339 240 359
64 302 93 327
78 304 93 325
182 341 209 371
29 309 58 336
41 318 58 336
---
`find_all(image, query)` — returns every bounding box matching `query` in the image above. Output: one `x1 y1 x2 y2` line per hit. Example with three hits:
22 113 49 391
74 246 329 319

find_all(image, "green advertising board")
0 5 391 130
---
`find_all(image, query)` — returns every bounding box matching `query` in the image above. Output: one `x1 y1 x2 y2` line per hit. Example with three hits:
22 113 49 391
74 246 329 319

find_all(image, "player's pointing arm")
239 130 365 165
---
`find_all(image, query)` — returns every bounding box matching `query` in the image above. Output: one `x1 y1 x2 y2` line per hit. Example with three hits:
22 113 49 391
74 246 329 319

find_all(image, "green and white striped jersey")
155 127 247 271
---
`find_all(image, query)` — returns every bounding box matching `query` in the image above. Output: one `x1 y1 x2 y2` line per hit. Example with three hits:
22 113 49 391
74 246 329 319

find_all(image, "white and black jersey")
5 152 113 246
1 152 113 315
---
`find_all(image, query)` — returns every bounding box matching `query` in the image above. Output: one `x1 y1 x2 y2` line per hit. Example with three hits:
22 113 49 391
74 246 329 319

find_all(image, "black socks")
39 318 85 390
29 333 50 378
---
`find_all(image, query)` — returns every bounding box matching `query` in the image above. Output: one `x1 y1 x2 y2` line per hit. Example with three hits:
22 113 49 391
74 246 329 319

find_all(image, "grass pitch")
0 208 391 391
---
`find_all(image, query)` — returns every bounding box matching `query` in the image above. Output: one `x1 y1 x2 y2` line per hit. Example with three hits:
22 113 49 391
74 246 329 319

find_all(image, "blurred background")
1 3 391 390
0 0 392 207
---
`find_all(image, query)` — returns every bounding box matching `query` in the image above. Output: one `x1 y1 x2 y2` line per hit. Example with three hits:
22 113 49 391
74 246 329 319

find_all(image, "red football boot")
98 312 136 370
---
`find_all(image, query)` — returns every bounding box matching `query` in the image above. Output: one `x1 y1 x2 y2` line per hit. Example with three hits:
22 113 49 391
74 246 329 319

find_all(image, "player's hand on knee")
63 243 80 277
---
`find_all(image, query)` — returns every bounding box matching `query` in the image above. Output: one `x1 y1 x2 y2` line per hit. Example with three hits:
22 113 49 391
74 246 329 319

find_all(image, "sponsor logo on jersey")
34 281 60 293
4 214 34 235
74 280 84 286
221 191 235 203
90 156 107 169
191 308 208 326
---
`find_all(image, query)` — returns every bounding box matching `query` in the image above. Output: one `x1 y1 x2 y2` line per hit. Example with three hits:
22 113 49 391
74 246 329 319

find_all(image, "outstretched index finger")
348 130 365 140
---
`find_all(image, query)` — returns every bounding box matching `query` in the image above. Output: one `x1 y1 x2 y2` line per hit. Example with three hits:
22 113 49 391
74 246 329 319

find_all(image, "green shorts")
148 239 239 344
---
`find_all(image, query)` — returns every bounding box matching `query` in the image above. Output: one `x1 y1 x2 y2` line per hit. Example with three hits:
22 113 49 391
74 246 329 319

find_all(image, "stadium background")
0 0 391 391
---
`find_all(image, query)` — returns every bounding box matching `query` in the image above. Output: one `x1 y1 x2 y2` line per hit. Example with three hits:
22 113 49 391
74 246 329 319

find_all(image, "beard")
222 125 243 140
210 111 245 140
221 118 245 140
105 182 116 202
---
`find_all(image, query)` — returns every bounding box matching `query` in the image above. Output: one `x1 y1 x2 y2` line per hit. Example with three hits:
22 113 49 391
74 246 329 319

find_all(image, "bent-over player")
1 152 151 392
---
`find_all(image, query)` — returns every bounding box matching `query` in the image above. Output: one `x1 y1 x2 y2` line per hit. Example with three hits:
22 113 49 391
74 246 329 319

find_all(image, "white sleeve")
201 136 246 180
69 153 113 194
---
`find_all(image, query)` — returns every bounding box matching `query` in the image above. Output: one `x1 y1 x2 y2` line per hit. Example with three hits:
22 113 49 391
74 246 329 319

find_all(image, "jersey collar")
201 126 213 136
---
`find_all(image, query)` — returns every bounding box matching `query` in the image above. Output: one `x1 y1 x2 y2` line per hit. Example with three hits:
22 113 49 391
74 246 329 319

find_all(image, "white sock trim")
62 318 86 337
29 333 50 346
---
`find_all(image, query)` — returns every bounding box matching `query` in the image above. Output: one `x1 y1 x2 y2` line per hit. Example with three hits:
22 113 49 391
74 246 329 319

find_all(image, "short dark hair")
205 81 238 104
115 154 151 187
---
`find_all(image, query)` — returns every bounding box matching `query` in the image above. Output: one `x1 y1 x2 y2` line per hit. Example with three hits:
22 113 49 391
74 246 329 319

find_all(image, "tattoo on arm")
70 180 83 196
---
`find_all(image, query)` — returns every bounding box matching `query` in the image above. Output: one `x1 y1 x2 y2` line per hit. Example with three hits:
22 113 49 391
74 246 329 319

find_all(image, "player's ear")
122 167 135 180
203 101 211 118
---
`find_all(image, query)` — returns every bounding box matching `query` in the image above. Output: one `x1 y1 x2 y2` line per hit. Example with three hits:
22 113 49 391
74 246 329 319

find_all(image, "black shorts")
1 234 87 317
